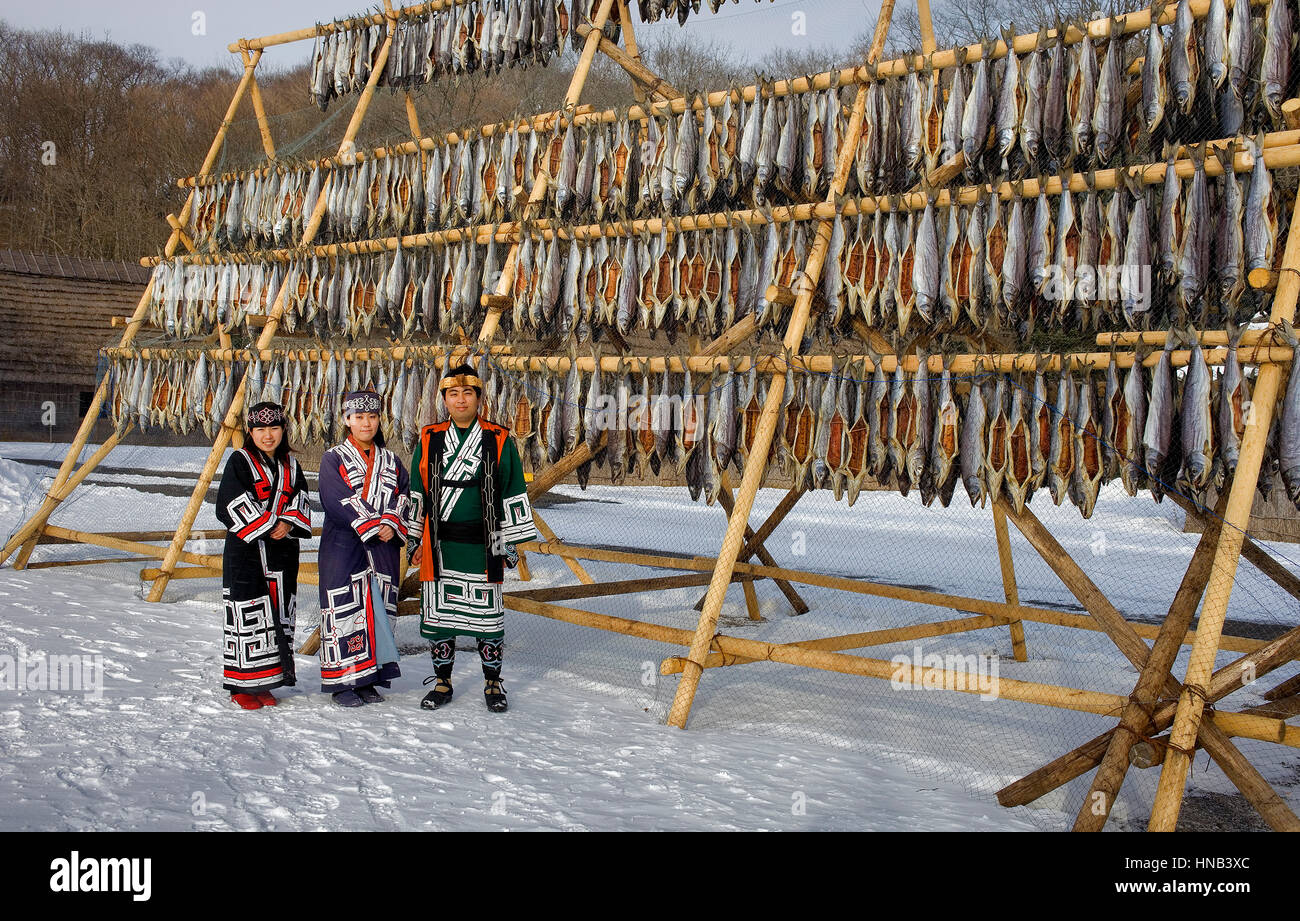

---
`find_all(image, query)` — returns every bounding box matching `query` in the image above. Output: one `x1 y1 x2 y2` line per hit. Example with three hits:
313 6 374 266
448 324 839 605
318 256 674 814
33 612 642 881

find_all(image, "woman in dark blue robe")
316 390 411 707
216 402 312 710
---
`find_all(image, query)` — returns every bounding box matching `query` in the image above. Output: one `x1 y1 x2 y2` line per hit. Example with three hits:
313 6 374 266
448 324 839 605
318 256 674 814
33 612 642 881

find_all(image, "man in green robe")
408 364 538 712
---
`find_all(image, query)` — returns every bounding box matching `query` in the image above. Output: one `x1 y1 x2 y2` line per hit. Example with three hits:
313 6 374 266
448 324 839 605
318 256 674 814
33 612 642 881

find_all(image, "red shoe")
231 693 263 710
255 692 278 707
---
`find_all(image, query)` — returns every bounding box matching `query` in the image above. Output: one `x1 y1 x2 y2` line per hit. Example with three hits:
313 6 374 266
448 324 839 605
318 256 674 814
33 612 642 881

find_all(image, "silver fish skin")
1142 12 1167 135
1244 137 1277 274
866 352 890 481
713 368 737 473
754 92 781 202
1102 356 1121 479
1020 44 1043 164
738 93 762 190
994 43 1021 162
561 355 583 454
1157 149 1181 283
930 365 960 505
941 56 967 165
1071 373 1104 518
984 375 1009 503
1042 38 1068 166
1028 368 1051 494
906 353 931 492
615 236 638 335
900 74 923 176
1214 144 1245 308
961 52 991 173
1028 190 1053 295
1178 146 1211 313
1181 340 1214 491
675 108 698 204
1205 0 1229 88
1092 31 1124 165
1046 370 1075 506
961 376 988 506
1143 341 1175 501
1170 0 1199 114
1227 0 1253 94
1068 36 1097 160
913 201 940 325
1004 378 1033 513
1121 180 1152 322
1280 343 1300 506
1217 332 1247 481
1261 0 1293 118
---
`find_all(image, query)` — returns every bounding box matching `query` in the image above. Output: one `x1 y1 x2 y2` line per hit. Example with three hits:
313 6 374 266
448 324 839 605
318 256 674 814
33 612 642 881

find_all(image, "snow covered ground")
1 441 1298 832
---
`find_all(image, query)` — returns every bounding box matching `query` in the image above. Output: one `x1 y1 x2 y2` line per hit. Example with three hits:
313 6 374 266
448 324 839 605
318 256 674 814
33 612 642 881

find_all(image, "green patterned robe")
410 419 538 641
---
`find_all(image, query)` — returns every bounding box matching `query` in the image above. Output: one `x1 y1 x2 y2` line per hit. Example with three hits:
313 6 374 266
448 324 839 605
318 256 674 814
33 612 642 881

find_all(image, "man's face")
444 386 479 425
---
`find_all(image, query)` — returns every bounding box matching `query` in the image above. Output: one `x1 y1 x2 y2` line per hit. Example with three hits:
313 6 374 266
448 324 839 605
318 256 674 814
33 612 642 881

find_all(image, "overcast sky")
0 0 886 73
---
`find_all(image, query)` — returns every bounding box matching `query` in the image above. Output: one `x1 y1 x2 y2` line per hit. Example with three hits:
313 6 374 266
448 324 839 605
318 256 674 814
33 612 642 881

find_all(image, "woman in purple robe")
316 390 411 707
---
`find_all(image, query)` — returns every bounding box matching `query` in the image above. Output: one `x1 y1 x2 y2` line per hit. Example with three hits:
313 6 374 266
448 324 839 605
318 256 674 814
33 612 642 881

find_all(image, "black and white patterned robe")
216 448 312 693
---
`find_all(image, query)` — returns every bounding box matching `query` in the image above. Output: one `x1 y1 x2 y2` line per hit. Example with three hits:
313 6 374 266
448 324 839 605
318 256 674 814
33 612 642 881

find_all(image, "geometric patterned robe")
316 437 410 692
408 417 537 642
216 448 313 693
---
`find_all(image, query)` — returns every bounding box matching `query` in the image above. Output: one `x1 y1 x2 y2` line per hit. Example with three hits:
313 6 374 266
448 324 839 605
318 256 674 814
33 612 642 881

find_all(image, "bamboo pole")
242 51 277 160
661 613 1011 674
999 498 1179 696
527 438 601 498
574 24 683 102
1149 155 1300 832
104 344 1298 374
1196 718 1300 831
228 0 479 52
1072 488 1228 832
999 601 1300 807
917 0 937 54
1285 98 1300 131
1169 491 1300 605
669 2 893 729
154 134 1300 267
11 427 129 569
612 0 648 105
704 475 809 616
522 529 1283 657
507 596 1300 743
510 571 754 602
0 52 264 570
991 502 1028 662
531 509 595 584
43 526 220 568
146 29 397 603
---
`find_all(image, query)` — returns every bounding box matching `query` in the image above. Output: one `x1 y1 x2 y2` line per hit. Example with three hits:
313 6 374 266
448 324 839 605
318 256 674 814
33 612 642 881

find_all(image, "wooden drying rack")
7 0 1300 833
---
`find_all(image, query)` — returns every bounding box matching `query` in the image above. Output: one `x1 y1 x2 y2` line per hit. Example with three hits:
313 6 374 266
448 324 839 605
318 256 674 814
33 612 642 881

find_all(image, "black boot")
421 673 453 710
484 676 508 713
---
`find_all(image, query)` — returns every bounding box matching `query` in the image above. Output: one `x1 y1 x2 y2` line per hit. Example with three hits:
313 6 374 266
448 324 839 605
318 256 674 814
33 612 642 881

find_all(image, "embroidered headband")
439 373 483 393
342 390 382 415
245 402 285 428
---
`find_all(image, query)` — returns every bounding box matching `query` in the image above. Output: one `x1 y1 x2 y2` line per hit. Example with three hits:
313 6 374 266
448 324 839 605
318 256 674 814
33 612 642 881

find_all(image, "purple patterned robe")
316 438 411 691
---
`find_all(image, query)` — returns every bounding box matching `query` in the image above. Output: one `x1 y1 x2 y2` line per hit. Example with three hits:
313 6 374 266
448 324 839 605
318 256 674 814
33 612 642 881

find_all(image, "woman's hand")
270 521 291 540
377 525 395 543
